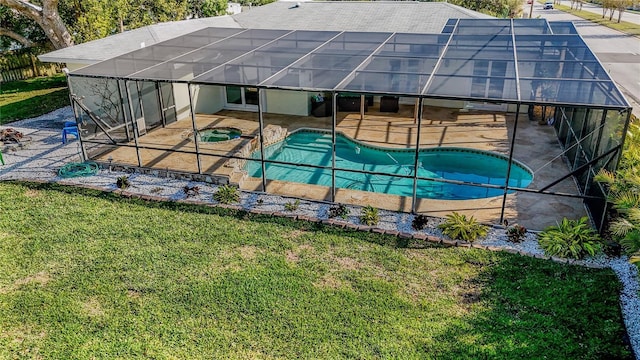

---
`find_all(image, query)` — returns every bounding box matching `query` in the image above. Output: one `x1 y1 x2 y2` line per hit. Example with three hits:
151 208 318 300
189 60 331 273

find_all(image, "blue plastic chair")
62 121 79 144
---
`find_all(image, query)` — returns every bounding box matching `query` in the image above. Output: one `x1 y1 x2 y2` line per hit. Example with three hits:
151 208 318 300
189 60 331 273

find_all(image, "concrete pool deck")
83 104 585 231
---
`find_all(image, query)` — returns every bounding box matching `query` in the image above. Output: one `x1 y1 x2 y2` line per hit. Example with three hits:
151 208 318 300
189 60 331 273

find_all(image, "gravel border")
2 107 639 358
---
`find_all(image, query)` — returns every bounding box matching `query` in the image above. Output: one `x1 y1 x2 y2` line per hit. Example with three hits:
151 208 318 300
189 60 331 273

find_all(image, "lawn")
0 74 69 125
551 2 640 36
0 182 632 359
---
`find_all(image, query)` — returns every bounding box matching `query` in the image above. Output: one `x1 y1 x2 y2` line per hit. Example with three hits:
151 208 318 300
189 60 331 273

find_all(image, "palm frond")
620 230 640 254
613 192 640 211
628 208 640 224
610 218 635 237
593 169 615 184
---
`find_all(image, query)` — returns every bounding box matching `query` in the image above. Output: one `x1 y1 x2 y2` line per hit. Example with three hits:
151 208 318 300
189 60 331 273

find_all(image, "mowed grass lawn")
0 74 69 125
0 182 632 359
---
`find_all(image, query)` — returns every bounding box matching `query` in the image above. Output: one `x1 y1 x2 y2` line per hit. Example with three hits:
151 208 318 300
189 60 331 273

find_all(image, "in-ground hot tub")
198 127 242 143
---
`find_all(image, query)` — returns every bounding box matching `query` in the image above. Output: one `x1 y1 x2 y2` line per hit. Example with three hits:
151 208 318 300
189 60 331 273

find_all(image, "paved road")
527 1 640 116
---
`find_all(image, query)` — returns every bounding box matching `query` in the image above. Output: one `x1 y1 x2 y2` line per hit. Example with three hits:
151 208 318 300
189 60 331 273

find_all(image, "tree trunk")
0 27 35 47
617 9 624 23
0 0 73 49
609 9 615 20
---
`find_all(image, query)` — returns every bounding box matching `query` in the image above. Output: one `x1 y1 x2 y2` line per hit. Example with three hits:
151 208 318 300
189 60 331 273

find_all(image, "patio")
91 102 586 230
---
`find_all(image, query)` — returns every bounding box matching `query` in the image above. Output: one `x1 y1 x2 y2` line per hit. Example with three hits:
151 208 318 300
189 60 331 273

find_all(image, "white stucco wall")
193 85 225 114
173 83 192 121
265 89 309 116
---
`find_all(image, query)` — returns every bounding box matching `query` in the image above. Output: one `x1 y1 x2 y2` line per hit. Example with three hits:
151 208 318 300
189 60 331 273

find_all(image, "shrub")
538 217 603 259
437 212 488 242
116 175 130 189
284 199 300 211
183 185 200 198
214 185 240 204
412 214 430 230
328 204 350 219
360 205 379 226
506 224 527 243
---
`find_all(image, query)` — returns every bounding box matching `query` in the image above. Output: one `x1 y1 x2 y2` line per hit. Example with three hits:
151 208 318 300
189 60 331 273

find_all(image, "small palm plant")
538 217 602 259
360 205 379 226
213 185 240 204
595 166 640 262
437 212 488 242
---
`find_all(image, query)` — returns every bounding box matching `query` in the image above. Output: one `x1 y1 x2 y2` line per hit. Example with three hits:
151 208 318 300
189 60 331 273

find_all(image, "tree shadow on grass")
418 252 633 359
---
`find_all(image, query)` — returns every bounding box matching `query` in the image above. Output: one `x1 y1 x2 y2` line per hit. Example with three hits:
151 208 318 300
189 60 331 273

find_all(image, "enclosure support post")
65 75 88 161
124 80 143 167
331 91 338 203
258 88 267 192
499 103 521 225
411 97 424 214
155 81 166 128
116 80 131 142
187 84 202 174
584 109 609 194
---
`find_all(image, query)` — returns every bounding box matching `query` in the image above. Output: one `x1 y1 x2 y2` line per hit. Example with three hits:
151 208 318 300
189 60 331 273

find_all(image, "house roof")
232 1 493 33
39 16 241 64
69 19 630 108
39 1 489 65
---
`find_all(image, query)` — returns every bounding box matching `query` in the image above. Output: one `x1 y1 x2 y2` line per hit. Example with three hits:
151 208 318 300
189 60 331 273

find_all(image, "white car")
544 1 554 9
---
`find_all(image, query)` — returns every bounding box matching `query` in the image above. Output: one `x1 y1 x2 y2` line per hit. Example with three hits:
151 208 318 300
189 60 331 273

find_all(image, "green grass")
552 3 640 36
0 74 69 125
0 182 632 359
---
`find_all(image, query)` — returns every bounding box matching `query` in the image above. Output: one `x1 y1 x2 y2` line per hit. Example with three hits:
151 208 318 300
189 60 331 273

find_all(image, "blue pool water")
246 130 533 200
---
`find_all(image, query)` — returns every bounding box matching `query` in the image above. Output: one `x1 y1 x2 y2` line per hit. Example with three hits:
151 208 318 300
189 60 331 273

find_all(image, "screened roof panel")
342 71 429 94
518 60 609 81
427 75 519 101
191 30 340 84
454 19 512 35
72 27 245 77
129 29 291 81
70 19 630 108
548 21 579 34
267 68 352 89
513 19 552 35
520 78 626 106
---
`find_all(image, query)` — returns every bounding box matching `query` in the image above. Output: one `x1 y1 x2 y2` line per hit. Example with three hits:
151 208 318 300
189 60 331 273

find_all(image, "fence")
0 47 63 83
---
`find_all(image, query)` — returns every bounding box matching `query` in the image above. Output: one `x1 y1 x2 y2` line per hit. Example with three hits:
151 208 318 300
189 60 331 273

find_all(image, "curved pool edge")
287 127 535 183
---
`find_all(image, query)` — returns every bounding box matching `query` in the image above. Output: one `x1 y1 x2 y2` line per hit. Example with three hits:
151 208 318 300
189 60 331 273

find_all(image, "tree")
614 0 636 22
0 0 73 49
505 0 523 18
446 0 517 17
0 6 43 48
189 0 228 18
62 0 191 43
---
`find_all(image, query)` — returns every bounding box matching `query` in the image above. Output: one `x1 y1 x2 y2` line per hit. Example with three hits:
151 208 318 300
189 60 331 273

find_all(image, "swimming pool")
246 129 533 200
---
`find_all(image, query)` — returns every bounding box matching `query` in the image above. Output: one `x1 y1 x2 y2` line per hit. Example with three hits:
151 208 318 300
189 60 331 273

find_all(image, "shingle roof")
39 16 241 64
40 1 490 65
232 1 492 33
